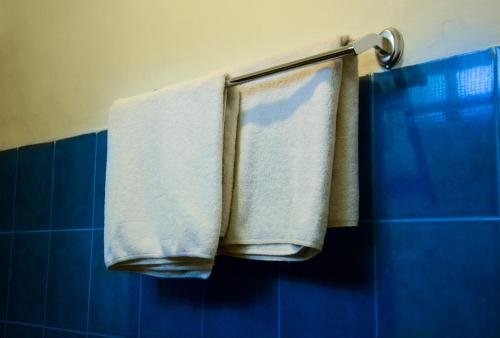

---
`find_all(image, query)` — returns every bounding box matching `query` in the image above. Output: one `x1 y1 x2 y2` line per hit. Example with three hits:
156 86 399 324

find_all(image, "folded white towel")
105 74 229 279
328 55 359 228
220 38 359 261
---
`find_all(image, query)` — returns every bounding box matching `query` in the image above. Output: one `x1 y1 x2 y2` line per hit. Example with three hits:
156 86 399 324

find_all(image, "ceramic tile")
203 257 279 338
44 328 86 338
4 323 43 338
45 231 92 330
376 220 500 338
52 134 95 229
0 234 12 320
14 143 53 230
372 49 498 219
0 149 17 231
7 233 49 324
140 276 203 338
88 230 139 337
280 225 374 338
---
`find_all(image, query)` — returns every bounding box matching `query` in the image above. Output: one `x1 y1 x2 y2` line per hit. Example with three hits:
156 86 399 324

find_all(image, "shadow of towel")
241 66 334 127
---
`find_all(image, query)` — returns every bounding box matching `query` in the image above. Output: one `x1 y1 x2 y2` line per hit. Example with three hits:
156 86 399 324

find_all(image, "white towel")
105 74 230 279
328 54 359 228
220 37 359 261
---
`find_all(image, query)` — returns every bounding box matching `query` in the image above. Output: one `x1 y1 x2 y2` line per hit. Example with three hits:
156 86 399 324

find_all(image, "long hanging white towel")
220 37 359 261
105 74 231 279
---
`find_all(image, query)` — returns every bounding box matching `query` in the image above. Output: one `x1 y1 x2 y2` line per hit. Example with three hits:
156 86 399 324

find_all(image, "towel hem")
106 251 215 268
220 237 323 251
328 219 359 227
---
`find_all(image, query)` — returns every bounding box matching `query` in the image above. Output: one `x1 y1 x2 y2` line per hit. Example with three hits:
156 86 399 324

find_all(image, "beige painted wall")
0 0 499 150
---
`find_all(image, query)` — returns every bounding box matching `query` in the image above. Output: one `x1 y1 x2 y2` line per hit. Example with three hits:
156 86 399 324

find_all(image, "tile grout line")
85 216 95 337
42 141 56 338
199 281 205 338
374 216 500 223
85 133 99 337
3 148 19 338
373 221 379 338
137 275 143 338
277 263 281 338
1 319 126 338
2 214 500 237
0 228 97 234
492 47 500 217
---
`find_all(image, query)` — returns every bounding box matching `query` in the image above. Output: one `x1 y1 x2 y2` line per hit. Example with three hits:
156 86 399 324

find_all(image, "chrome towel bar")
225 27 404 87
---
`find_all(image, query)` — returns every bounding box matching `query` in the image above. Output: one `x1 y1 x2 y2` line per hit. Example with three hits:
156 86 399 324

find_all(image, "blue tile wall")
14 143 53 231
140 278 203 338
376 220 500 338
7 233 49 324
45 231 92 331
0 150 16 232
0 47 499 338
203 257 279 338
88 230 140 337
4 323 43 338
372 49 498 219
0 234 11 321
280 226 374 338
52 134 96 229
44 328 86 338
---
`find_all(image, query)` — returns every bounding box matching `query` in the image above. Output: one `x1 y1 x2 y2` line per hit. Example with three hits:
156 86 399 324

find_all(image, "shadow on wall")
147 228 374 302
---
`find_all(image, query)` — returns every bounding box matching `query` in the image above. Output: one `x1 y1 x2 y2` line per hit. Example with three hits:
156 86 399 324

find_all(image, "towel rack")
225 27 404 87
